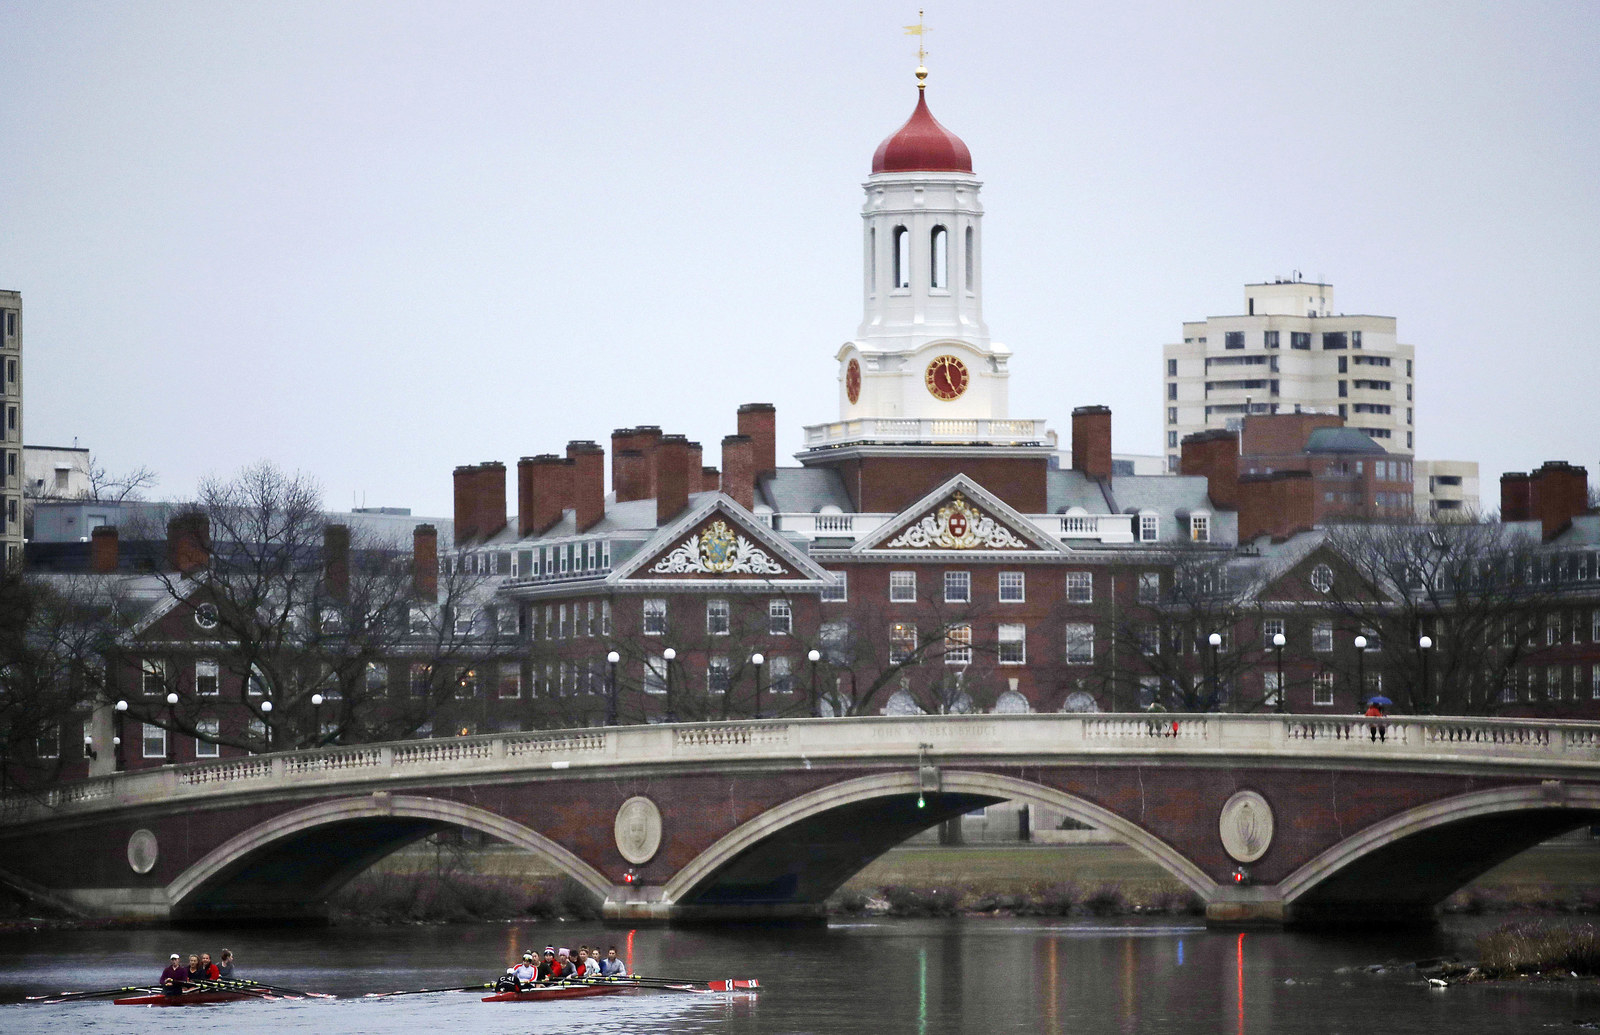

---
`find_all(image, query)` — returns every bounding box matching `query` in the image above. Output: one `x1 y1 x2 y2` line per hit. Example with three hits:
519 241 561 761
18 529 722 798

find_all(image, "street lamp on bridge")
662 648 676 723
606 650 621 726
1271 633 1286 714
807 649 821 717
1207 632 1222 708
750 653 765 720
164 692 178 765
114 699 127 772
1355 635 1368 705
1419 635 1433 711
311 693 324 747
260 700 273 752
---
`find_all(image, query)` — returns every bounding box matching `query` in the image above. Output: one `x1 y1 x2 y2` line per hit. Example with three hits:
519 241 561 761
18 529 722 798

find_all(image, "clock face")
924 355 970 401
845 358 861 404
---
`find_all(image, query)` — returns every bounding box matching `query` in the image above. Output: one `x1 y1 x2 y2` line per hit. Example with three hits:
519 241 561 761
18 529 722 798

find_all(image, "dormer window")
1138 512 1159 542
1190 512 1210 543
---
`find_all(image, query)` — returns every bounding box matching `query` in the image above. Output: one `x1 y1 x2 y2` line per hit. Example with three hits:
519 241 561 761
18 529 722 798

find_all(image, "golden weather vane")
903 9 930 87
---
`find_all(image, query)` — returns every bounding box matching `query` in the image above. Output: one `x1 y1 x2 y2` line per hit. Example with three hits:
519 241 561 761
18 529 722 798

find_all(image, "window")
195 659 219 696
410 663 431 697
769 598 793 635
770 655 793 693
1263 619 1285 643
707 599 730 635
1167 383 1177 400
1312 622 1333 652
601 598 612 636
1310 564 1334 594
930 225 948 289
1263 672 1281 709
498 665 522 700
1547 614 1561 646
455 668 479 700
1322 332 1347 350
643 599 667 635
890 571 917 602
1224 331 1245 350
497 608 518 638
822 571 848 602
1167 359 1177 376
455 608 477 637
1189 515 1209 543
1360 628 1382 652
964 226 974 291
1136 624 1160 655
1264 330 1280 349
1593 609 1600 642
1138 513 1159 542
998 624 1026 665
141 658 167 696
889 623 918 664
1593 665 1600 701
36 725 59 760
1138 572 1160 604
1065 623 1094 664
892 225 910 289
944 571 971 603
644 655 667 694
998 572 1025 603
195 720 220 759
1065 571 1093 603
248 665 268 697
1168 407 1177 424
707 656 731 693
944 625 972 665
193 602 219 630
366 662 387 695
1312 673 1334 706
142 722 167 759
1290 331 1311 350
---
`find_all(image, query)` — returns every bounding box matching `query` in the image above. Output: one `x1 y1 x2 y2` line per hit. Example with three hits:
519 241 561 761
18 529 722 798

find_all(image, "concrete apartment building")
1162 279 1416 472
1415 459 1481 520
1 290 21 568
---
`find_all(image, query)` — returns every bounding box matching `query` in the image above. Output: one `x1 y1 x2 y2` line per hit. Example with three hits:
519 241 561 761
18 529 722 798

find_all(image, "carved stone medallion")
127 829 159 874
1218 790 1274 864
614 796 663 865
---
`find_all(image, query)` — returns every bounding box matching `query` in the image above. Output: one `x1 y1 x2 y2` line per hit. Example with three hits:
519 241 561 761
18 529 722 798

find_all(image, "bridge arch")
167 794 610 923
662 770 1216 916
1279 783 1600 924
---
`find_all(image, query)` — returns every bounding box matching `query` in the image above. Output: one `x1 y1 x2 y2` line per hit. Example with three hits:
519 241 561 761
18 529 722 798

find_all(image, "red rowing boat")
114 988 269 1006
481 984 628 1003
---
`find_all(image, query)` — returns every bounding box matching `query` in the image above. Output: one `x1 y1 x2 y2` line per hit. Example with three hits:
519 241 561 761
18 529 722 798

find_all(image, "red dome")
870 90 973 175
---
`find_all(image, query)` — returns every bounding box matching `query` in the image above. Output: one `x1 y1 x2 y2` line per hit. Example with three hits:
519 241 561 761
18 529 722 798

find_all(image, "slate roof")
1305 427 1387 455
757 467 853 513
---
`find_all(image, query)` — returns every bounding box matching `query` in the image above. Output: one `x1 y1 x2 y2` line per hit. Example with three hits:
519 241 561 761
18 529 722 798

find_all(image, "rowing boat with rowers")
114 987 273 1006
481 984 629 1003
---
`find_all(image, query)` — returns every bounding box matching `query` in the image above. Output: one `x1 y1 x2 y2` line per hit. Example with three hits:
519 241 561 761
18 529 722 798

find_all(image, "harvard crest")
885 493 1030 550
650 519 787 575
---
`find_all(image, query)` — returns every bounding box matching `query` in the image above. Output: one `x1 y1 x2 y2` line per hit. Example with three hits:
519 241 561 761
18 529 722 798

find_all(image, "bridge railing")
4 712 1599 825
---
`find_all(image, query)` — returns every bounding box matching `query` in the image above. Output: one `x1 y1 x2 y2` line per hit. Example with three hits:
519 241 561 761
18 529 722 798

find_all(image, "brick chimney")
568 440 606 532
323 523 350 600
633 426 663 499
453 465 478 542
701 466 721 493
1238 470 1315 542
721 434 755 510
610 449 644 504
90 525 119 573
474 462 508 540
166 512 211 575
519 454 569 535
1529 461 1589 540
1500 472 1533 523
685 441 703 492
610 428 638 500
412 524 438 598
1180 429 1241 511
1070 406 1113 482
738 403 777 482
656 434 691 526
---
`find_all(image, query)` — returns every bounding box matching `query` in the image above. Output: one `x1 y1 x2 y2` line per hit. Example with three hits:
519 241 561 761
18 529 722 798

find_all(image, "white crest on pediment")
885 492 1031 550
650 519 787 575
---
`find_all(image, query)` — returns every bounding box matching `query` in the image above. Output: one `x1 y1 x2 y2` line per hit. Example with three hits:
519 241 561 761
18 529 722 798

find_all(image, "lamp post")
1354 635 1368 705
662 647 676 723
114 699 128 772
261 700 273 752
606 650 621 726
164 691 179 765
311 693 324 747
1418 634 1433 712
750 653 765 720
1272 632 1286 714
1207 632 1222 708
807 648 821 717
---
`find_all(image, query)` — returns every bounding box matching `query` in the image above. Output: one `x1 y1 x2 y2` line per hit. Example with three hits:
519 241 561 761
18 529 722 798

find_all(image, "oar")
363 982 495 999
205 978 335 999
30 985 160 1004
624 974 760 991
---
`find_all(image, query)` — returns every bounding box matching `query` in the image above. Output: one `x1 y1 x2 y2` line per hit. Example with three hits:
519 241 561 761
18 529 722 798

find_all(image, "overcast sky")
3 2 1597 518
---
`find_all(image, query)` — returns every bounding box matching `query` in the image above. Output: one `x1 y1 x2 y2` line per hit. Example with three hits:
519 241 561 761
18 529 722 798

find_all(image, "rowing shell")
114 989 269 1006
481 984 628 1003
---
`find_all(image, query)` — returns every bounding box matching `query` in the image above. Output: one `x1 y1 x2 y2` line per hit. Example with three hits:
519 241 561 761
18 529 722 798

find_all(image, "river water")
1 917 1595 1033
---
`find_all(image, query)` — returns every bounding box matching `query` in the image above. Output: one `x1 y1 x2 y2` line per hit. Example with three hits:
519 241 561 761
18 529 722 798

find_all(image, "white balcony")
802 418 1056 449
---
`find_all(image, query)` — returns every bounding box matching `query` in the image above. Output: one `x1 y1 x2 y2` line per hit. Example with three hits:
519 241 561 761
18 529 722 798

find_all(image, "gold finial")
904 9 929 89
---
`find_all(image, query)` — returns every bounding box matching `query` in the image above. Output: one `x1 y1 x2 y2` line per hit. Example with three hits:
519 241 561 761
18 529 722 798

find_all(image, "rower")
536 948 559 983
185 955 208 985
197 953 221 981
599 947 625 977
160 953 188 996
216 950 235 980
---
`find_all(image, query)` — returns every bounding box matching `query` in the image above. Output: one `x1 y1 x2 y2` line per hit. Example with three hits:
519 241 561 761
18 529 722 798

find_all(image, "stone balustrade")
4 712 1599 826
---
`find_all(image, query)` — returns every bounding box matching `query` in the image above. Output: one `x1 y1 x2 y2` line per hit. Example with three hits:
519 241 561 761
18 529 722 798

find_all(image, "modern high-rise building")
1 289 22 568
1161 279 1416 472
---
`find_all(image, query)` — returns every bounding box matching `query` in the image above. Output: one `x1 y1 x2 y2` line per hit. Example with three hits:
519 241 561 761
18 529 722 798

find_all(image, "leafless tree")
81 459 160 503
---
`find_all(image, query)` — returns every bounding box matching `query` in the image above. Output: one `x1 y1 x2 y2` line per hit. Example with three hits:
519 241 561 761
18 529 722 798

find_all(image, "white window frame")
998 571 1025 603
644 655 668 694
997 624 1026 665
944 571 971 604
497 607 518 638
1065 571 1093 604
707 656 731 694
1312 672 1334 707
1137 572 1160 604
821 571 848 602
889 571 917 603
142 722 167 759
889 622 918 664
195 658 220 697
498 665 522 700
194 720 220 759
1138 512 1159 542
1065 622 1094 664
643 598 667 636
1190 513 1210 543
1262 619 1285 643
1310 564 1334 594
1312 622 1333 652
769 598 793 636
944 624 972 665
769 655 793 693
706 598 731 636
141 658 167 696
366 661 387 695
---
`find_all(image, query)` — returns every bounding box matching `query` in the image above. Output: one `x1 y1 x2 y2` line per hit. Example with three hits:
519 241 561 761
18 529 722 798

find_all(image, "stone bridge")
3 714 1599 928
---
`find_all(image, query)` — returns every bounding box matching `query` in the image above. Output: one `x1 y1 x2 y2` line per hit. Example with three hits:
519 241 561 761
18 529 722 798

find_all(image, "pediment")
853 476 1065 555
611 495 832 585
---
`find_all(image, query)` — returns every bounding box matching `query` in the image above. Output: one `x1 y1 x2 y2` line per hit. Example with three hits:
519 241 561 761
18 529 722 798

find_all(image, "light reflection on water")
2 917 1598 1034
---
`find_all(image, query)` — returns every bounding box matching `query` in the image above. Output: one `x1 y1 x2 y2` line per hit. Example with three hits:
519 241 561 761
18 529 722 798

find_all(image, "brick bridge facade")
3 714 1599 928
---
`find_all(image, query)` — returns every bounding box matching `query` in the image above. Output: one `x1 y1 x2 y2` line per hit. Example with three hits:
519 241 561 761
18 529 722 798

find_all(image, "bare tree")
81 459 159 503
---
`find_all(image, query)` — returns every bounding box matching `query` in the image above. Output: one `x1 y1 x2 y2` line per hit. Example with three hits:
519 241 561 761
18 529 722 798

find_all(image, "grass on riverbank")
1476 920 1600 976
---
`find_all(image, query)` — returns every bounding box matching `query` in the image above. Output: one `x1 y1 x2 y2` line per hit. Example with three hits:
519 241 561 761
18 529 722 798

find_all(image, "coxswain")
599 947 625 977
160 953 189 996
513 952 538 988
